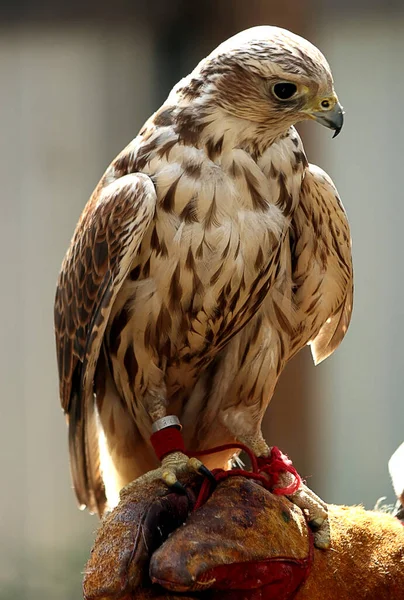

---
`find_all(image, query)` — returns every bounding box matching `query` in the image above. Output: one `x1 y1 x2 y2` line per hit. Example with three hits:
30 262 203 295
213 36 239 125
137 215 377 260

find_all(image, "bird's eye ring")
321 99 331 109
272 82 298 100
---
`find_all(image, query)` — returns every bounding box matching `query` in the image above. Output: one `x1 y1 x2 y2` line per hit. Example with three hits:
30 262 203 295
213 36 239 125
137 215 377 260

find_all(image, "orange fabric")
295 504 404 600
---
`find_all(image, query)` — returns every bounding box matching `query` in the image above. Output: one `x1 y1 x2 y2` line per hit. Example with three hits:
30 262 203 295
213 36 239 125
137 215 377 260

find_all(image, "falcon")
54 26 353 546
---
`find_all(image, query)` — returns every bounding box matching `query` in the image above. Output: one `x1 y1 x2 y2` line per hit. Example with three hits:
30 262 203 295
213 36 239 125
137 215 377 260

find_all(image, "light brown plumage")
54 26 353 518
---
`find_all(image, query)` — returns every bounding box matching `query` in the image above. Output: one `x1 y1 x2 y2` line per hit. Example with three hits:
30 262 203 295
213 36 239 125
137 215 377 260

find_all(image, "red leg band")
151 427 185 461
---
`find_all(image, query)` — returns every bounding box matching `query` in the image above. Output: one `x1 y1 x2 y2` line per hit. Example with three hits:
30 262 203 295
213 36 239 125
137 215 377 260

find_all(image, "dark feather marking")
156 138 177 161
269 163 278 178
66 308 76 336
204 190 220 228
180 196 199 224
210 264 223 286
277 173 294 217
109 307 130 355
134 137 161 171
229 287 241 313
184 163 202 179
253 285 269 312
240 341 251 366
159 238 168 258
107 413 115 437
293 151 308 172
129 265 141 281
196 238 204 259
273 302 294 337
84 246 93 269
175 108 206 146
150 226 160 253
255 247 264 271
161 338 172 361
153 106 175 127
182 77 205 100
185 247 195 270
206 135 224 162
77 260 86 287
156 304 172 336
230 160 242 178
169 263 183 310
243 168 268 211
124 344 138 394
142 256 151 278
180 312 188 336
144 321 153 349
161 176 181 213
221 236 231 260
307 296 321 315
94 350 107 412
113 153 133 176
331 235 350 269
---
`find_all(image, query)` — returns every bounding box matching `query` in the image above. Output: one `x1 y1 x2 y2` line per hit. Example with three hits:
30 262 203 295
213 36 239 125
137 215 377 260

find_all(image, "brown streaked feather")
290 164 353 364
54 173 156 514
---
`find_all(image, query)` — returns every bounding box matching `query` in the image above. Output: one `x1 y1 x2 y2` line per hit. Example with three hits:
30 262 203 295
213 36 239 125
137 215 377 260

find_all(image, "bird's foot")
122 452 215 498
279 473 330 549
256 447 330 549
161 452 216 493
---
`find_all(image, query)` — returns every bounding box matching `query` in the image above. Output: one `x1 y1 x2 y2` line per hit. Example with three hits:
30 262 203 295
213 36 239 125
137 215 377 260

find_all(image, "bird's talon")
171 481 187 495
187 457 217 485
198 465 217 486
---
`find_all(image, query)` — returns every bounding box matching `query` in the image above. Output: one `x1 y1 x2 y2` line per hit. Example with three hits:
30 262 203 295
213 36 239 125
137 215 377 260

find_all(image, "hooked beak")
311 102 345 138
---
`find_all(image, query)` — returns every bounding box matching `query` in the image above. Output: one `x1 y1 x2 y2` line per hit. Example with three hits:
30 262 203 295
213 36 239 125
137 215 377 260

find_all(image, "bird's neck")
173 101 289 163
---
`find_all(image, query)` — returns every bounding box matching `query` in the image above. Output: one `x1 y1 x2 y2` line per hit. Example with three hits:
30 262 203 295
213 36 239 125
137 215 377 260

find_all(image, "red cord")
257 447 302 496
149 428 301 507
189 443 302 510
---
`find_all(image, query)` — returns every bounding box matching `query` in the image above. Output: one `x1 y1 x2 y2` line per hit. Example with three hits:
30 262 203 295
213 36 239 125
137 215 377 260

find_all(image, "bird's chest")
143 204 279 353
117 143 302 362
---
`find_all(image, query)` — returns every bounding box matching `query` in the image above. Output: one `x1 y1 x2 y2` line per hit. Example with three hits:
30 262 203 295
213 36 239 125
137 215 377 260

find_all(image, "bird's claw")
159 452 216 494
197 464 217 486
170 481 187 495
187 457 217 486
275 472 330 549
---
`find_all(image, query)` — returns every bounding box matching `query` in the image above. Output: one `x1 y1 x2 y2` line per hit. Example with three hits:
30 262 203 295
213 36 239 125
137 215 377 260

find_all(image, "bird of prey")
54 26 352 545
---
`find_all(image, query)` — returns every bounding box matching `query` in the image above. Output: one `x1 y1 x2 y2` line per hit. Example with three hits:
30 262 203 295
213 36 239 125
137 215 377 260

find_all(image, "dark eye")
272 82 298 100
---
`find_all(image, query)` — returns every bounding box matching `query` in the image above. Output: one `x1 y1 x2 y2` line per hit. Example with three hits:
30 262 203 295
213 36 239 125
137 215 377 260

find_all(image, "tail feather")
68 365 107 516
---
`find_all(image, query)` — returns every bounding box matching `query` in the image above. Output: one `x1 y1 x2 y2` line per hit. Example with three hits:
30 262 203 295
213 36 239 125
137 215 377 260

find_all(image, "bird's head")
173 26 343 149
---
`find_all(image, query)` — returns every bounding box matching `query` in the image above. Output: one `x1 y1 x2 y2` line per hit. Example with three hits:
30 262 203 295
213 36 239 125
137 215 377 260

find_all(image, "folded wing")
291 164 353 365
54 172 156 514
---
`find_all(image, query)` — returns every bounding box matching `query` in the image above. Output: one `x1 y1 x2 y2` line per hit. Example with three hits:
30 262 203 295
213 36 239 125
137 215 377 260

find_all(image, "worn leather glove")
83 472 404 600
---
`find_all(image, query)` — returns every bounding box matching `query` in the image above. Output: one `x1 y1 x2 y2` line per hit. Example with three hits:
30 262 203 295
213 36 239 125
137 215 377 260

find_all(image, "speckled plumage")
54 26 353 516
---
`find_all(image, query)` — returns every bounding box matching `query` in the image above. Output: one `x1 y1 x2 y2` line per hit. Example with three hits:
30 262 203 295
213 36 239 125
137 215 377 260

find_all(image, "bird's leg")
131 384 215 493
237 430 330 549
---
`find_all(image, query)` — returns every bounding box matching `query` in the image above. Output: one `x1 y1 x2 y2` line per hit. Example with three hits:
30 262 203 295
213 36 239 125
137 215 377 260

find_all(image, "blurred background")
1 0 404 597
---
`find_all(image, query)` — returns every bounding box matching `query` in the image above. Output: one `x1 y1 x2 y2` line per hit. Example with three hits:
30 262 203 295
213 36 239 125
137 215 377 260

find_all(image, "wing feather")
54 172 156 514
291 164 353 365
